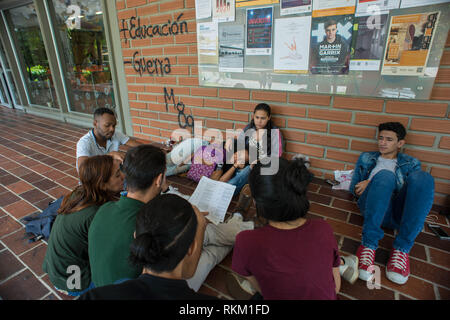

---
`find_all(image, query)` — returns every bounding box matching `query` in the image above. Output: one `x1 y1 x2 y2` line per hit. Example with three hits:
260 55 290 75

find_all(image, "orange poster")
381 11 440 76
236 0 279 7
312 0 356 17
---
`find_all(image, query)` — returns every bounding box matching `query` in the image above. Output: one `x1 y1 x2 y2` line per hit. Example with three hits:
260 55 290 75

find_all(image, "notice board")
196 1 450 100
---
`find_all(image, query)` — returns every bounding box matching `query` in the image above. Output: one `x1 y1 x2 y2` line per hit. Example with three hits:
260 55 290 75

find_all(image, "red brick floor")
0 105 448 300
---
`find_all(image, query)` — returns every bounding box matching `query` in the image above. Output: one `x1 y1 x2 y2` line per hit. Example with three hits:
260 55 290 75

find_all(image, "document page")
189 176 236 225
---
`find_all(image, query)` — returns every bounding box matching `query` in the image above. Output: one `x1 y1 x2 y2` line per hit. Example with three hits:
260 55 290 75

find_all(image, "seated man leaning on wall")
349 122 434 285
76 107 141 172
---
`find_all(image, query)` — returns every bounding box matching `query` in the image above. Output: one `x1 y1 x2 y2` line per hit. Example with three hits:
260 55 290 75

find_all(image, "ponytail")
129 194 198 273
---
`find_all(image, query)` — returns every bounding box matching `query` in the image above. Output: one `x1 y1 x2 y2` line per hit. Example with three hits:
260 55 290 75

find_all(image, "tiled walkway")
0 105 448 300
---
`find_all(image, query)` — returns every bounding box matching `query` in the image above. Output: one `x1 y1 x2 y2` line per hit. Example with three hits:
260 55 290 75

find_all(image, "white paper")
196 0 212 19
274 16 311 73
332 169 353 190
400 0 449 8
219 24 245 72
188 176 236 225
197 21 219 66
213 0 236 22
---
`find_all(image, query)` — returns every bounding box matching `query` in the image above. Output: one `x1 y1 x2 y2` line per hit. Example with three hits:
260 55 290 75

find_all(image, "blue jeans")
357 170 434 253
228 165 251 195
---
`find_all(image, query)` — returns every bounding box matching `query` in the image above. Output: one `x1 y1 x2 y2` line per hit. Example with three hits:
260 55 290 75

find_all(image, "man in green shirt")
88 145 167 287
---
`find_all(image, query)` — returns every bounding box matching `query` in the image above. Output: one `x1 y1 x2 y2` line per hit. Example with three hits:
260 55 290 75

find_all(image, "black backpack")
23 196 64 243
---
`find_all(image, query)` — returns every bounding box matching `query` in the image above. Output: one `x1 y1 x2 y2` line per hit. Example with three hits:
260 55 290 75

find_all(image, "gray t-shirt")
76 129 129 169
368 156 397 181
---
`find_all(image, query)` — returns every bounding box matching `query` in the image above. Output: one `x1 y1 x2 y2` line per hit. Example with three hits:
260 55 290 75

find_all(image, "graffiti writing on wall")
164 87 194 131
123 51 171 76
120 13 188 44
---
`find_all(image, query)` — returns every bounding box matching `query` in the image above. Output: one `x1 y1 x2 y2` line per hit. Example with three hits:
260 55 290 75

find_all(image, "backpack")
23 196 64 243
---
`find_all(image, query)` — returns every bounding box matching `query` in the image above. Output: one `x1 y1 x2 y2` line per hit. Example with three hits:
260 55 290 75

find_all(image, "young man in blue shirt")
350 122 434 285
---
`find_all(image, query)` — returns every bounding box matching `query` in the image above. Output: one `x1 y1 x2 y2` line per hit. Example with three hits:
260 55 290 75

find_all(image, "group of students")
41 104 434 300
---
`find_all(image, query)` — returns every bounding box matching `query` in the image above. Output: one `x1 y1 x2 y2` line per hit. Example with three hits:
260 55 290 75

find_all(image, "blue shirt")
350 151 421 196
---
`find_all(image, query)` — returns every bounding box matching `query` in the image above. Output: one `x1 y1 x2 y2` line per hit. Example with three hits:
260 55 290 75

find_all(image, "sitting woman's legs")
166 138 208 176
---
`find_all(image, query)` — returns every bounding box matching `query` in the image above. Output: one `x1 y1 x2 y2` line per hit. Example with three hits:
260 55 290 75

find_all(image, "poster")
400 0 449 8
312 0 356 17
219 25 245 72
274 16 311 73
246 7 273 55
381 11 440 76
213 0 235 22
350 13 389 71
309 14 354 74
355 0 400 16
195 0 212 19
280 0 312 16
197 22 219 65
236 0 279 7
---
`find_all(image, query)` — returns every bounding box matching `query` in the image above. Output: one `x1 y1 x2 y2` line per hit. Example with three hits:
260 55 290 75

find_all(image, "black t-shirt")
79 274 218 300
311 34 350 74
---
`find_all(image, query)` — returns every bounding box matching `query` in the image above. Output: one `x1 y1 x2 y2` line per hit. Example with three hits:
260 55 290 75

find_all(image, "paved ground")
0 105 448 300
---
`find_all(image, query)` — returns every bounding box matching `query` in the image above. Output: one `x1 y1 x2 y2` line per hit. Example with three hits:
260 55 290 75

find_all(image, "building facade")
0 0 449 207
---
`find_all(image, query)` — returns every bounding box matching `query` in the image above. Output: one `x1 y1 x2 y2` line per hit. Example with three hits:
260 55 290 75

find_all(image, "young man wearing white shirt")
76 108 141 172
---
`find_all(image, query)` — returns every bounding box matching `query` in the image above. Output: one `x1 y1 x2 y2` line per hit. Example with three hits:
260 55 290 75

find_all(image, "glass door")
6 2 59 109
0 35 20 108
50 0 115 115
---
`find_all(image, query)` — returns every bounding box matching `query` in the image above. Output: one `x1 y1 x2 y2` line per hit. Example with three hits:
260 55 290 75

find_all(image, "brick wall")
116 0 450 207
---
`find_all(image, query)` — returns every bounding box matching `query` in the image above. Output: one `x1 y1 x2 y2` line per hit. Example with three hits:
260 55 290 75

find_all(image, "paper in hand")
189 176 236 225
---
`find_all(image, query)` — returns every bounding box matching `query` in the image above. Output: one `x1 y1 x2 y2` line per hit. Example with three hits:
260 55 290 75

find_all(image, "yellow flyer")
381 11 440 76
236 0 279 8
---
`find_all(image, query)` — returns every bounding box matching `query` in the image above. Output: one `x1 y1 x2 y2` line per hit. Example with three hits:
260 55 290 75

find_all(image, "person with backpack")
42 155 124 296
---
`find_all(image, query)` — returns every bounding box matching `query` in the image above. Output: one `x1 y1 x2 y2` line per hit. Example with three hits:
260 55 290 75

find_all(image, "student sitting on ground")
223 103 284 194
228 158 343 300
42 155 124 296
218 140 250 195
76 107 141 172
88 144 254 291
80 194 217 300
349 122 434 285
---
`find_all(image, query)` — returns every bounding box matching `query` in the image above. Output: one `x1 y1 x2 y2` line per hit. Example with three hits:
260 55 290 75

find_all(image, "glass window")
52 0 115 114
8 3 59 108
0 39 20 106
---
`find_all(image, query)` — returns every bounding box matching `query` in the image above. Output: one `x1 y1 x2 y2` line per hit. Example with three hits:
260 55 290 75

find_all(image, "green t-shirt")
42 205 99 292
88 196 144 287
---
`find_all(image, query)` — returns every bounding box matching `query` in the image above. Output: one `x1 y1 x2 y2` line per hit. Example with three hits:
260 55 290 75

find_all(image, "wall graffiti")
164 87 194 131
123 51 171 76
120 13 188 44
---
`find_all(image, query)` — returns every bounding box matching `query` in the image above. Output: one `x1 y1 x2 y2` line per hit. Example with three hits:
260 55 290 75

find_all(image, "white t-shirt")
368 156 397 181
76 129 129 169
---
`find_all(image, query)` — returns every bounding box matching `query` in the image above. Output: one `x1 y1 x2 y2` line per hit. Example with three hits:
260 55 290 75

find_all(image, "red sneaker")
356 245 376 281
386 249 410 285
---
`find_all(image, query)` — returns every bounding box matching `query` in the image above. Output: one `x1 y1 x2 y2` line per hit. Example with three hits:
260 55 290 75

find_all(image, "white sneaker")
164 186 190 201
226 272 256 300
339 255 359 284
